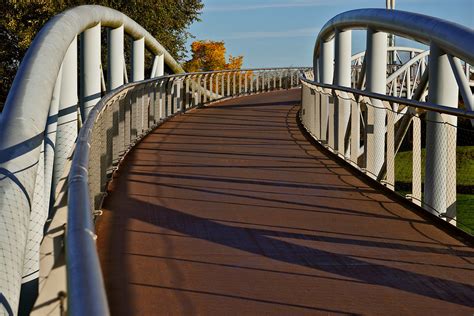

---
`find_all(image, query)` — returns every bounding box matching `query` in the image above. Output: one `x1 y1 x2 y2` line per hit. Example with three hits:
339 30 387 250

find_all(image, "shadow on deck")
96 89 474 315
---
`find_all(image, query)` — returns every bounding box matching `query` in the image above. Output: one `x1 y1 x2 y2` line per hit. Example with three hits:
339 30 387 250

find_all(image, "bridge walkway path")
96 89 474 315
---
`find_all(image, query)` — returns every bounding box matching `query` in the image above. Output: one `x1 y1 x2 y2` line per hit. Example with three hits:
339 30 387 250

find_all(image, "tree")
0 0 203 110
226 55 244 70
184 40 244 72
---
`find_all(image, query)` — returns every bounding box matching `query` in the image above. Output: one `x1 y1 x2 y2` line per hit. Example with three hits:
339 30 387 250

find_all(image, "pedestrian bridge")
0 5 473 315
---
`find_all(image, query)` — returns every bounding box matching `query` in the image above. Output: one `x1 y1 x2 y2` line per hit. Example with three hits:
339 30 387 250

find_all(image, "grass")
394 146 473 234
394 146 474 186
457 194 474 235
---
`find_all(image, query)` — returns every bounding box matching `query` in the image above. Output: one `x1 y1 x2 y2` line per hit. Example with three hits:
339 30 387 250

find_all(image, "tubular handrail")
313 8 474 65
300 76 474 119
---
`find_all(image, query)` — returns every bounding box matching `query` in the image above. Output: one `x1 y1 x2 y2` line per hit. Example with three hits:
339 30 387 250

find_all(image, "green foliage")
395 146 474 186
0 0 203 109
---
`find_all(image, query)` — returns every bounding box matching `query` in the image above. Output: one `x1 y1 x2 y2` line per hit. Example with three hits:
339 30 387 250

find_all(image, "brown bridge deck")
96 89 474 315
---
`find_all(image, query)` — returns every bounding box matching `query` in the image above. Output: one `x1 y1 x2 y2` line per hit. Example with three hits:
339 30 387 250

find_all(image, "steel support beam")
318 39 334 144
334 30 352 157
365 28 387 177
108 25 124 91
132 37 145 82
424 43 458 222
80 23 101 120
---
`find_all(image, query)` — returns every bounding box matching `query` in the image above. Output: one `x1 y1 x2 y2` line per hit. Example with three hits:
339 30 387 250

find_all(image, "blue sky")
186 0 474 68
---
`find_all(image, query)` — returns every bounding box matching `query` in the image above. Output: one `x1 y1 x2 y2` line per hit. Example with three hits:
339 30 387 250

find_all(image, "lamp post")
387 0 396 69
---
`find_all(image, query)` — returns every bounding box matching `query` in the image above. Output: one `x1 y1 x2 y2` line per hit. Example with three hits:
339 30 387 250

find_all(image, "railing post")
239 71 242 94
350 97 359 164
233 72 237 95
412 113 422 206
131 37 145 135
159 80 166 118
256 72 260 92
132 37 145 82
150 54 164 78
424 43 458 222
55 37 78 189
80 23 101 120
196 76 202 105
250 72 254 93
184 76 190 110
209 74 214 101
191 75 197 107
244 71 248 94
203 74 208 103
172 79 178 113
124 91 132 148
108 25 124 91
365 28 387 177
221 73 225 97
307 85 316 135
334 29 352 158
157 54 165 77
313 85 320 140
318 39 334 144
176 79 183 112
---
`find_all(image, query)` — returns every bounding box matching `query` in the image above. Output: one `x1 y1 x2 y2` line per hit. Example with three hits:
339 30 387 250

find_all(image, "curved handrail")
313 8 474 66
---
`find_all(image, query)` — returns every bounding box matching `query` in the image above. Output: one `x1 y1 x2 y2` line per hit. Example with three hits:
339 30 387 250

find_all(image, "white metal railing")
302 9 474 233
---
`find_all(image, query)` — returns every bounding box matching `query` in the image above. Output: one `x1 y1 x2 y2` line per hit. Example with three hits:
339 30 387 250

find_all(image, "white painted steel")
81 23 101 120
132 37 145 82
318 39 334 144
365 29 387 177
334 30 351 157
424 44 458 220
108 25 125 90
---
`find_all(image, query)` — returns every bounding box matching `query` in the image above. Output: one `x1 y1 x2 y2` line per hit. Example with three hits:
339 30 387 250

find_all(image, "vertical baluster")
365 28 387 178
425 44 458 221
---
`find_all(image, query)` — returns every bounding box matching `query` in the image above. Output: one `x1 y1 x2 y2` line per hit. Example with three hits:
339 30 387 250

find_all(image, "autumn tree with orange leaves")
184 40 243 72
